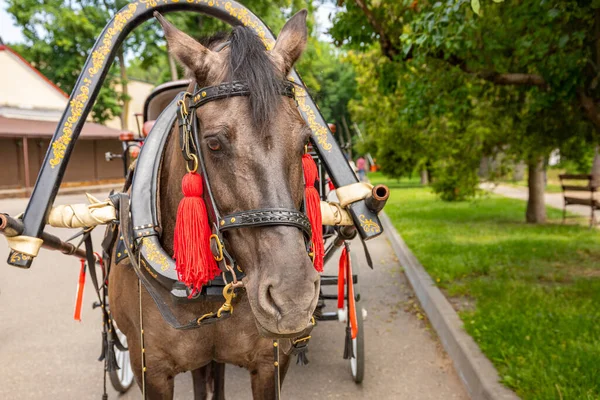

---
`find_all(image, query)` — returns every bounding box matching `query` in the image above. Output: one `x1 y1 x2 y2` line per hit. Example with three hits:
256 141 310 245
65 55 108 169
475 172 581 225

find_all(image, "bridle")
127 44 316 400
176 79 314 284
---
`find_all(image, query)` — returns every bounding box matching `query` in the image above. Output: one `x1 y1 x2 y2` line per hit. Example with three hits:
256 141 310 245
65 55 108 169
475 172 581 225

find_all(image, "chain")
177 93 198 173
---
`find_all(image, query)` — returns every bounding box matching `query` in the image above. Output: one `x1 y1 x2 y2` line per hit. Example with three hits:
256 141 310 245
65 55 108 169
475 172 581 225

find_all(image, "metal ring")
225 264 238 285
186 154 198 174
210 233 224 262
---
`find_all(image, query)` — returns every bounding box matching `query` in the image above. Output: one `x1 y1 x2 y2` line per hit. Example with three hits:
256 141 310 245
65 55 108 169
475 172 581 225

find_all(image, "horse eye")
206 138 222 152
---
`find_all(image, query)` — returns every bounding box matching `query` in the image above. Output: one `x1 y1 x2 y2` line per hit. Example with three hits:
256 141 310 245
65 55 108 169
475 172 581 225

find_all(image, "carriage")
0 2 389 398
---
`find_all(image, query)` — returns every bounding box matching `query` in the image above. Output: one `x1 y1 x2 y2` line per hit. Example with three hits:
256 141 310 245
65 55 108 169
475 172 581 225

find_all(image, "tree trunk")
420 169 429 185
591 145 600 188
526 156 546 224
341 115 353 159
118 49 129 131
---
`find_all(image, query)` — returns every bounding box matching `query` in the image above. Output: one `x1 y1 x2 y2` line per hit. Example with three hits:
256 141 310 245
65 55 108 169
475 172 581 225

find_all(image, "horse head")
157 10 320 337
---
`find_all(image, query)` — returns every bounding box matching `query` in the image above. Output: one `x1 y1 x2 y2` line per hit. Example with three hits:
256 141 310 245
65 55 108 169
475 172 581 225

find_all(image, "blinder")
177 79 313 280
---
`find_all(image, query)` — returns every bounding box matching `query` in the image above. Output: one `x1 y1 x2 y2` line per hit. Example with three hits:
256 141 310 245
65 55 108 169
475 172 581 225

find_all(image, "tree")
329 0 600 223
6 0 323 124
6 0 168 124
295 39 358 146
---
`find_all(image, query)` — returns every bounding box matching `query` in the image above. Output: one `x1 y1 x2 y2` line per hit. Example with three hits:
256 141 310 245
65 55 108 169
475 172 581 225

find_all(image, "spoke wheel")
349 306 365 383
109 321 135 393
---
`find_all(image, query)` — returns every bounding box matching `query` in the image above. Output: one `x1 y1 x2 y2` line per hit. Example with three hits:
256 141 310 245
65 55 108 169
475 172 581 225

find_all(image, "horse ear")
154 12 218 83
272 9 308 74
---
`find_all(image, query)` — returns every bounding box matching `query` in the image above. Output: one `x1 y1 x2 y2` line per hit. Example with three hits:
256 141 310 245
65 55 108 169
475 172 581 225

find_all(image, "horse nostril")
266 285 281 315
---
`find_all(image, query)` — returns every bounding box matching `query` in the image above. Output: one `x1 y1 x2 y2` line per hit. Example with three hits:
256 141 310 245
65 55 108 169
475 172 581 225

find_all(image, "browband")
190 81 296 109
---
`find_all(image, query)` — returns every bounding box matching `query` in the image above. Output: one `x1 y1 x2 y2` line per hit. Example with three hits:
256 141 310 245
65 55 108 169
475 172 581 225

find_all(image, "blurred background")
1 1 599 399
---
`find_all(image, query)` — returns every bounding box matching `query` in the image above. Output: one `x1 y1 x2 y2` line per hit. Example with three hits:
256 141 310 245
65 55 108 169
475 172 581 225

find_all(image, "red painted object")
73 259 86 321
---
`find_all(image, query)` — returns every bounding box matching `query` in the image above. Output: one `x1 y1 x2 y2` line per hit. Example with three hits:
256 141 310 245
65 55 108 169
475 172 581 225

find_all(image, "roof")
0 45 68 99
0 116 122 140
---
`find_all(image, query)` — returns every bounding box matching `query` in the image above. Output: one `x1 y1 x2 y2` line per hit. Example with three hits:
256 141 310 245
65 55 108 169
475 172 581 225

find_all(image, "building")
0 44 124 192
106 79 155 132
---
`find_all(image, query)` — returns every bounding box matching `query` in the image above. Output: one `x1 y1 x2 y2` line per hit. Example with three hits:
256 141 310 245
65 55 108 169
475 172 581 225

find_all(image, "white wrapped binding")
46 193 117 228
335 182 374 207
320 201 353 226
5 235 44 257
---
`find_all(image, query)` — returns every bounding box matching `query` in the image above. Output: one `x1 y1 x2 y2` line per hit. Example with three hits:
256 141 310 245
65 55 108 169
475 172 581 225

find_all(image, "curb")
380 212 520 400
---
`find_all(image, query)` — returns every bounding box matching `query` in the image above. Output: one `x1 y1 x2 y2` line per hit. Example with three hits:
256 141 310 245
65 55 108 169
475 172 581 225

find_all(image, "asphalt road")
0 192 468 400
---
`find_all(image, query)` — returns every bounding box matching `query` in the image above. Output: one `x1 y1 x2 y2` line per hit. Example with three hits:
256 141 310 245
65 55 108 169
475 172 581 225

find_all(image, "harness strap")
84 233 125 352
118 193 235 330
273 340 281 400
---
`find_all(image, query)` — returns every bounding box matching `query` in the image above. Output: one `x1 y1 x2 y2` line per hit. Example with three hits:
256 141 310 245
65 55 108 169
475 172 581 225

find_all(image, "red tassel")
302 154 324 272
173 171 220 296
327 178 335 192
74 259 86 321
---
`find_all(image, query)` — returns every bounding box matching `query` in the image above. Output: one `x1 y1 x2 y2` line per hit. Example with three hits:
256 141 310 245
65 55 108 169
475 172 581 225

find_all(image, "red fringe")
173 172 220 296
302 154 324 272
73 259 86 321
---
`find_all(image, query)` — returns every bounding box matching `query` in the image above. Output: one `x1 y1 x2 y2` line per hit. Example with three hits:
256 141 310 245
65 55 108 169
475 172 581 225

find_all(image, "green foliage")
373 180 600 399
295 39 357 136
329 0 600 204
346 45 508 200
5 0 166 123
6 0 338 123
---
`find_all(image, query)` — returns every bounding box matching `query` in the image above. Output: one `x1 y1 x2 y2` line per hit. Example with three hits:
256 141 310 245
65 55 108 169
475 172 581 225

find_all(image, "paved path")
482 183 591 217
0 193 468 400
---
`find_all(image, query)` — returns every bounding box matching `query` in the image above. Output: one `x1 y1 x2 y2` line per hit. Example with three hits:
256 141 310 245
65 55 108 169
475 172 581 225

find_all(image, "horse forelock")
212 27 284 132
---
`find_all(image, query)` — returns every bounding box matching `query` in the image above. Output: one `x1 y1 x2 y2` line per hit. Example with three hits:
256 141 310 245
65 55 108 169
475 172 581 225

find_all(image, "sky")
0 0 334 45
0 0 24 44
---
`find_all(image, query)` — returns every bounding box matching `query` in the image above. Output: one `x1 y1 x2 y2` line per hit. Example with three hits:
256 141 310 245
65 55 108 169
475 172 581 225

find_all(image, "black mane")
205 27 283 130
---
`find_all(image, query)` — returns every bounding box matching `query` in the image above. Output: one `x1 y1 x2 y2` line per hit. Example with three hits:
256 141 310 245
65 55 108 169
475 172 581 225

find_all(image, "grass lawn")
370 173 600 400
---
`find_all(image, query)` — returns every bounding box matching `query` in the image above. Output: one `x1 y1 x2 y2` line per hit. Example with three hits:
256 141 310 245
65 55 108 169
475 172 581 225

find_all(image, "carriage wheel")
109 321 135 393
349 306 365 383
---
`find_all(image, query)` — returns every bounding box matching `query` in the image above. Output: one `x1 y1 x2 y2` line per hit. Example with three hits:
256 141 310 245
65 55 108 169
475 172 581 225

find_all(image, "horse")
108 9 320 399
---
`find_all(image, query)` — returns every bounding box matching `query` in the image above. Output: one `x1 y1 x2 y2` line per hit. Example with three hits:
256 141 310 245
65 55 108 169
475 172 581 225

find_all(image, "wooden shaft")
0 214 87 259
